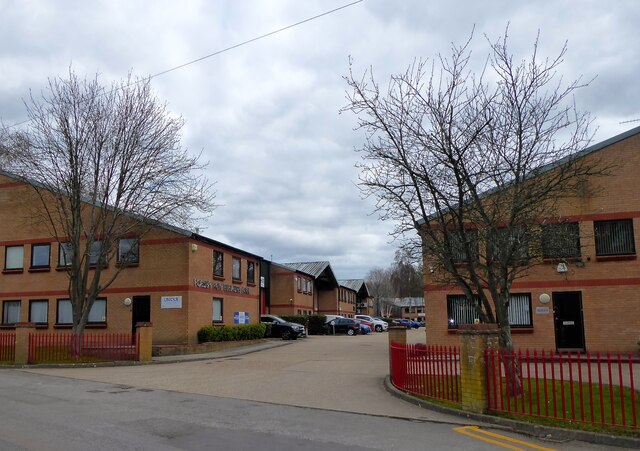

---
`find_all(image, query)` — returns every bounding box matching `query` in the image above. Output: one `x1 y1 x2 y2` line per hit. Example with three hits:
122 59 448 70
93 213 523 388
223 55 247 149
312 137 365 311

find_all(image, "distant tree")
4 70 215 335
345 30 607 393
365 266 392 316
389 249 423 298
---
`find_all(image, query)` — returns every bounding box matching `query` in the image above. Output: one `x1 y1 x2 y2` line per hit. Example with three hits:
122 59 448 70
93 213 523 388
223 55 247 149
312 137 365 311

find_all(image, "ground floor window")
2 300 20 324
56 298 107 325
447 293 532 328
29 300 48 324
212 298 223 323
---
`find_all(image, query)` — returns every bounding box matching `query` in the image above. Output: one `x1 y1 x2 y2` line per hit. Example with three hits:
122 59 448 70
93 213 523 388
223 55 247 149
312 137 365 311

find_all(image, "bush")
197 324 267 343
280 315 308 326
307 315 328 335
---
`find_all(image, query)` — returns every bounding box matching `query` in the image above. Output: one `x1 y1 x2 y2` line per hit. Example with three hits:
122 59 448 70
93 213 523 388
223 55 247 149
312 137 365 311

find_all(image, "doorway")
552 291 585 351
131 295 151 334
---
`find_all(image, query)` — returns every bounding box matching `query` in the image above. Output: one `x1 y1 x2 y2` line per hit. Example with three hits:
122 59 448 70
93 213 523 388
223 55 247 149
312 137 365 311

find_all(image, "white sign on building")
161 296 183 309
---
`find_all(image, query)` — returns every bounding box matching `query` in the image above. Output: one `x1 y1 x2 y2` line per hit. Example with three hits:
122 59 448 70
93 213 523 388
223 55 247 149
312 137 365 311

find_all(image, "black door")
132 296 151 334
552 291 585 351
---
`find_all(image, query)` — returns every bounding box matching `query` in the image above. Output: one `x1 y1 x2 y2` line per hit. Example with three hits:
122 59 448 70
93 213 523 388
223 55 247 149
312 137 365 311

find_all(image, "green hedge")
280 314 329 335
197 324 267 343
280 315 308 326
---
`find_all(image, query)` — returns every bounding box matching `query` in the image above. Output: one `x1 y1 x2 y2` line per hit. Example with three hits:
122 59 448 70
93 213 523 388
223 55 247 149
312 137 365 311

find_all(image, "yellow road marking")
453 426 558 451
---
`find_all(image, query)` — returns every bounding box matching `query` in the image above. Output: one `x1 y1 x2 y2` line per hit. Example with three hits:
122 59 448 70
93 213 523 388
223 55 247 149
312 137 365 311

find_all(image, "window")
232 257 241 280
5 245 23 270
29 300 48 324
88 299 107 323
594 219 636 256
447 294 532 328
297 277 302 292
447 229 479 262
31 243 51 269
493 226 529 261
58 242 73 267
89 241 104 266
542 223 581 259
247 261 255 284
118 238 139 264
213 251 224 277
57 299 73 324
212 298 223 323
57 299 106 325
2 300 20 324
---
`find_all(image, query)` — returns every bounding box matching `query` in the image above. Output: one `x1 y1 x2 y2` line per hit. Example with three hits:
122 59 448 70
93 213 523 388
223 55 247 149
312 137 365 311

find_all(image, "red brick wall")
424 133 640 352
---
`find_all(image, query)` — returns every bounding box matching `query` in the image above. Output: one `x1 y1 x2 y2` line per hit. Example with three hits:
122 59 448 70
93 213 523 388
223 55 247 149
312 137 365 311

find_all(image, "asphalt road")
2 329 627 450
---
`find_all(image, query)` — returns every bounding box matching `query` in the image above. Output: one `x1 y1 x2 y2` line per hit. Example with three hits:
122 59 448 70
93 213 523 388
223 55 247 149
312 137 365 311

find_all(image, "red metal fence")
28 332 139 364
0 333 15 363
486 349 640 430
390 342 461 404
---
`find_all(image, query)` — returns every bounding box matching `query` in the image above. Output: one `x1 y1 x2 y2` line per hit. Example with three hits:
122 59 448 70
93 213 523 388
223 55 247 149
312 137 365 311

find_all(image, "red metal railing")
0 333 16 363
486 348 640 429
28 332 139 364
390 342 461 403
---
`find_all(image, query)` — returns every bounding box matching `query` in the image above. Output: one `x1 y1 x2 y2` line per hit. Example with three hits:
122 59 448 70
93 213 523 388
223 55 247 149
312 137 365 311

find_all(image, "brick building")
0 170 263 345
423 126 640 353
338 279 373 315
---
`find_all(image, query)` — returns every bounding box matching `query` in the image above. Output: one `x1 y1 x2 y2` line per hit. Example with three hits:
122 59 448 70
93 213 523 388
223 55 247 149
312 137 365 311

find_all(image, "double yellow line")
453 426 558 451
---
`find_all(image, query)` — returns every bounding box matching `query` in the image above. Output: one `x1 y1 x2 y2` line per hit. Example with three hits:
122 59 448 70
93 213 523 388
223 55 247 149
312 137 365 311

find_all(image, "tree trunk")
498 324 522 397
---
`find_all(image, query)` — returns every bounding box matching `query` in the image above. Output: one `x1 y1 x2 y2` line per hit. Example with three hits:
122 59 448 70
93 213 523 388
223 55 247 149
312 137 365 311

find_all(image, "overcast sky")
1 1 639 279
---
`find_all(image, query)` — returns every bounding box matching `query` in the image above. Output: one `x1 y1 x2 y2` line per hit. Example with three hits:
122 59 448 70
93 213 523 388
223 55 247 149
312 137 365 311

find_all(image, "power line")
3 0 364 129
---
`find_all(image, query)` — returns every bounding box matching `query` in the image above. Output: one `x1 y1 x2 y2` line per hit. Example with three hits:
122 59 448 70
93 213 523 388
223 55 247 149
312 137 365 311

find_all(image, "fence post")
136 322 153 362
14 322 36 365
457 324 499 414
388 325 407 346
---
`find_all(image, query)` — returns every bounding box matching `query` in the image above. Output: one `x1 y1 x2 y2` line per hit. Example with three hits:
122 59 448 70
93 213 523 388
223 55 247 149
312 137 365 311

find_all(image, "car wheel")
281 330 292 340
347 328 355 336
375 325 382 332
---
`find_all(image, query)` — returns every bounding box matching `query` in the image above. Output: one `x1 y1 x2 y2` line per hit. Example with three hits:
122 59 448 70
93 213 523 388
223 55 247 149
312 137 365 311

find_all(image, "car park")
355 315 388 332
327 317 360 336
260 314 306 340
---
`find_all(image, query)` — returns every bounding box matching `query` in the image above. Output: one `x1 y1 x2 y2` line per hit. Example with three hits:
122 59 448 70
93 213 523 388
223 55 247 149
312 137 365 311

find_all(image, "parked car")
355 317 375 331
355 314 388 332
396 318 421 329
327 317 360 336
324 314 345 324
360 323 372 334
260 314 306 340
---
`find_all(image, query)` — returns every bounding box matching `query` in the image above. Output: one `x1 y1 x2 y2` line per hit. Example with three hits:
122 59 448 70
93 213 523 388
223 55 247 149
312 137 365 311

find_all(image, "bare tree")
4 70 215 335
344 29 605 385
365 266 392 316
389 249 423 298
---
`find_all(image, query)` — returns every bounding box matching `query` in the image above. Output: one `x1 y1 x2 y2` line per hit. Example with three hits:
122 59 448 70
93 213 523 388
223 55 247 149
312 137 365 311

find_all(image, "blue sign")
233 311 250 325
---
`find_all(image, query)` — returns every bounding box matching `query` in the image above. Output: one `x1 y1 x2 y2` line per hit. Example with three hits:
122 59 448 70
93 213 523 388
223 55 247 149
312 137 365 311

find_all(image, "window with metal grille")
542 222 581 259
447 293 531 328
594 219 636 256
447 229 479 262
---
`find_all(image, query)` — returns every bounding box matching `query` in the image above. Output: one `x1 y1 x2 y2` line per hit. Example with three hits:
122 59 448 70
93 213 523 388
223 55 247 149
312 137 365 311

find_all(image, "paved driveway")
21 329 463 423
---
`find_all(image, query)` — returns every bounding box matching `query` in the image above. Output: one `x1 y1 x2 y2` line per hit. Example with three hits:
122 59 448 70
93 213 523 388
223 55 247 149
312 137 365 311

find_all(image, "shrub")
307 315 328 335
198 324 267 343
280 315 308 326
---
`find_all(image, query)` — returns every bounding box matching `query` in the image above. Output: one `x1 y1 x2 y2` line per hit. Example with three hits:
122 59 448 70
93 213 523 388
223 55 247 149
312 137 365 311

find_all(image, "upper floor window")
213 251 224 277
447 229 479 262
88 241 104 266
5 245 24 270
4 245 24 269
247 261 255 284
594 219 636 256
297 277 302 292
31 243 51 269
118 238 139 264
542 222 581 259
58 242 73 267
2 300 20 324
232 257 241 281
